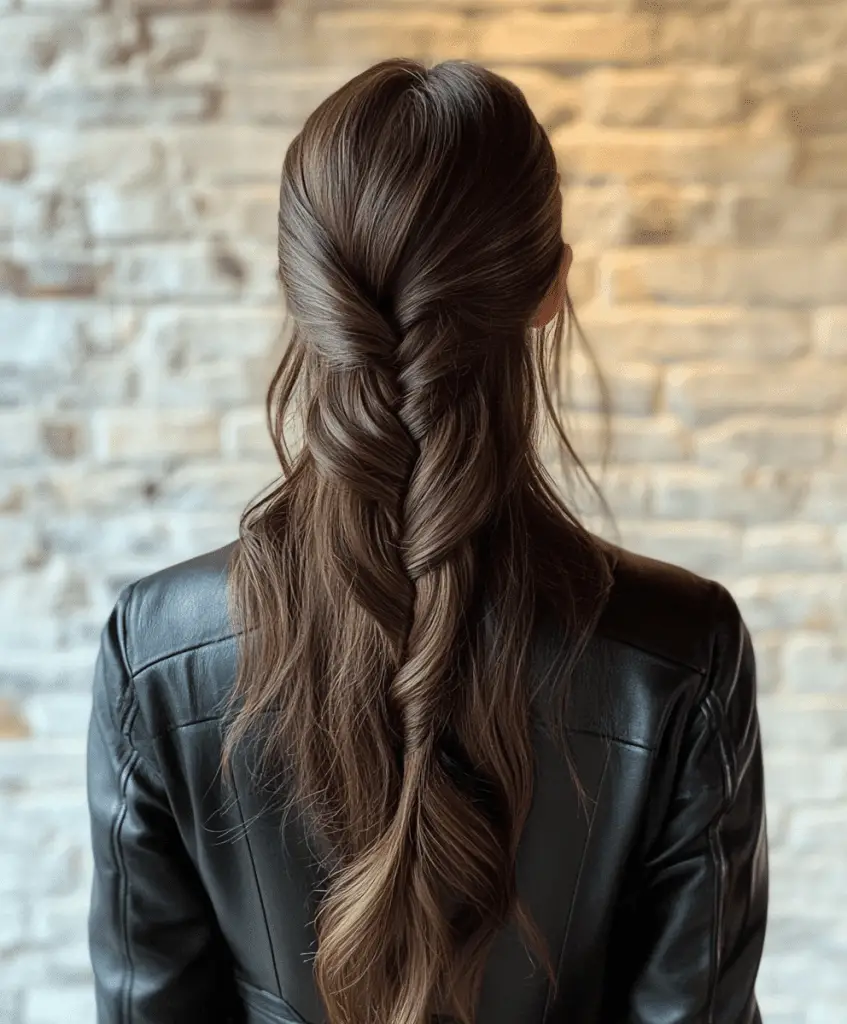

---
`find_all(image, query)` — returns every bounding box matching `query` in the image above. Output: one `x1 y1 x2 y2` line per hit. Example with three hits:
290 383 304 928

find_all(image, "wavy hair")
222 58 616 1024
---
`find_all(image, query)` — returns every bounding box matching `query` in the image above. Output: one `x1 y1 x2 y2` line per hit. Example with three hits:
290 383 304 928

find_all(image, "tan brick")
584 68 744 128
601 247 847 305
666 362 847 427
656 11 751 63
623 184 731 245
814 309 847 359
797 137 847 189
468 13 656 63
566 256 597 306
567 307 810 362
568 185 734 248
781 64 847 135
552 124 795 185
92 409 220 460
0 698 29 740
202 9 320 70
748 8 847 69
302 11 470 64
489 66 582 128
561 187 627 246
173 127 293 184
732 189 847 245
345 0 623 5
221 68 369 125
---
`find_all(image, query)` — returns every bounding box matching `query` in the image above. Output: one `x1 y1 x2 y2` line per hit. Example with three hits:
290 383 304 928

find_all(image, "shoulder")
113 540 240 738
120 540 238 676
561 536 752 750
595 537 739 676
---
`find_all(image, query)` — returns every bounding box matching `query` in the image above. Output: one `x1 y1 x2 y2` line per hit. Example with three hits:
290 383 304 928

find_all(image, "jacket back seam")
231 770 284 1001
540 741 612 1024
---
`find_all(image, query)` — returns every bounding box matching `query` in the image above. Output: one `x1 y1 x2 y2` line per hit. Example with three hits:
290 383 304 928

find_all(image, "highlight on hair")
222 58 617 1024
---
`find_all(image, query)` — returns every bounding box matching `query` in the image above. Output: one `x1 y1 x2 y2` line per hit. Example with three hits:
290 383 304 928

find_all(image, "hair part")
222 57 616 1024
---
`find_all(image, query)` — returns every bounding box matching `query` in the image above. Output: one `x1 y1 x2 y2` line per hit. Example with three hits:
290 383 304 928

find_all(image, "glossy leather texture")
87 537 768 1023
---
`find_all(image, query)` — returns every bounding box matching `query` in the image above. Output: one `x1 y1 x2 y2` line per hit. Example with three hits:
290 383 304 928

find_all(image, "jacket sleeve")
617 583 769 1024
86 584 237 1023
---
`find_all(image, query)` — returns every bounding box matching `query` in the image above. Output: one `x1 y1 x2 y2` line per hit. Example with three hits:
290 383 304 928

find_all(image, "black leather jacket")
87 538 768 1023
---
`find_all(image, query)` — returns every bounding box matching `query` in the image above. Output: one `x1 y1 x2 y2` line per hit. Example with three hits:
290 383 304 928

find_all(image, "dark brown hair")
223 58 616 1024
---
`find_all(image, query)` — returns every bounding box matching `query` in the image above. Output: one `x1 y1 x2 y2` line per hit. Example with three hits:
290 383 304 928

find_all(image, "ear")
531 244 573 329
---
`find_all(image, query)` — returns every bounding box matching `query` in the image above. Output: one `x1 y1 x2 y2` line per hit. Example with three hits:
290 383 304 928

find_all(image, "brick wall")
1 2 846 1022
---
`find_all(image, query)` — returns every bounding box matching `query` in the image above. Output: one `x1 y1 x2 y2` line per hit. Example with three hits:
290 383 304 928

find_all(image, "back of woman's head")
224 58 615 1024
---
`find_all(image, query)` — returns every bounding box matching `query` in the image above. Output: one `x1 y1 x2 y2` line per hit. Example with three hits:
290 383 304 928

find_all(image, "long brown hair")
223 58 616 1024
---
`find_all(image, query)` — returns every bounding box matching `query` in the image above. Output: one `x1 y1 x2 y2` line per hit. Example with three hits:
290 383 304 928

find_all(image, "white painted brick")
651 466 804 523
732 575 847 632
615 519 743 576
783 635 847 695
23 987 94 1024
741 524 840 573
568 352 660 417
802 470 847 525
666 363 847 428
91 408 220 461
21 694 92 740
695 417 832 470
0 897 27 955
765 751 847 803
785 806 847 854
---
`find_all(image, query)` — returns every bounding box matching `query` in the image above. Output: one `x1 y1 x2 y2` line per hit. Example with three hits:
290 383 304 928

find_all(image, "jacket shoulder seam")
129 631 238 680
595 629 709 679
698 583 743 1021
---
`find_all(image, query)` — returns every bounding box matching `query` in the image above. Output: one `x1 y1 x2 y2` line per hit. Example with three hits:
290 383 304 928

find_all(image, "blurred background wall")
1 1 845 1022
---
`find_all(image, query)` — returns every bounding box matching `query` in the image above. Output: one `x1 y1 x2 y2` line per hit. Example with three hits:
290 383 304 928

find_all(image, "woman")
86 59 768 1024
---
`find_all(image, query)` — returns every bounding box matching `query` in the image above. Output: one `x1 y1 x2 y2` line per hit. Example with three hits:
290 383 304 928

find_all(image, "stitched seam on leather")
118 581 139 681
231 772 284 1000
598 633 708 678
702 693 732 1024
116 585 142 1022
540 742 612 1024
132 631 238 678
141 714 658 752
114 741 140 1024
